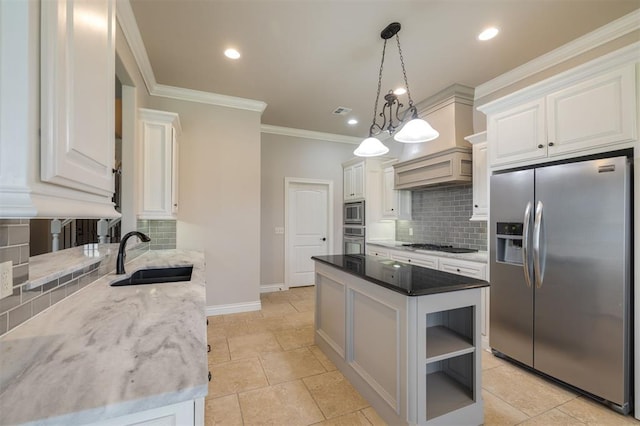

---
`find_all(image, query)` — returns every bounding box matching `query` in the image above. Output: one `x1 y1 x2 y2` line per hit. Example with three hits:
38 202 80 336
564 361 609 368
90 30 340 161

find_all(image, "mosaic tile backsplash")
137 220 176 250
396 184 487 251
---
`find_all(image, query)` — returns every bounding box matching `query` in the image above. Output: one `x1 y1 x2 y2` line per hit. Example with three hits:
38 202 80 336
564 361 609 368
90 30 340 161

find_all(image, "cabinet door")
547 65 637 156
471 142 488 221
439 258 486 280
87 399 195 426
343 166 354 200
40 0 115 197
352 162 365 200
171 129 179 215
140 120 173 218
382 167 397 217
488 98 546 167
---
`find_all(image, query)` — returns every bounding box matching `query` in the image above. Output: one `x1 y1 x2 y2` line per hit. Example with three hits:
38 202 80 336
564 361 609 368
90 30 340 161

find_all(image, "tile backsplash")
137 219 176 250
396 184 487 250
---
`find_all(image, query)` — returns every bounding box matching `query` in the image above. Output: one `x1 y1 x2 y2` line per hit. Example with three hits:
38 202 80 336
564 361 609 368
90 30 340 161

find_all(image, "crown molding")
261 125 361 144
475 9 640 100
115 0 156 94
116 0 267 113
153 84 267 113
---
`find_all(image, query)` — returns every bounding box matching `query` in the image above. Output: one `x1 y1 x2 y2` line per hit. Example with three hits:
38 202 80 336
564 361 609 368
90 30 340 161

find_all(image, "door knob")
321 237 326 241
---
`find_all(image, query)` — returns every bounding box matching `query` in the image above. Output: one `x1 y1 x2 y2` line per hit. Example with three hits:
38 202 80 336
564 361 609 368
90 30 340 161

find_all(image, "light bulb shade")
354 137 389 157
393 118 439 143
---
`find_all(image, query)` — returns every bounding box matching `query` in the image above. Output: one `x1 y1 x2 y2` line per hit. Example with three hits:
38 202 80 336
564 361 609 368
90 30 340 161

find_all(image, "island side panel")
314 262 410 425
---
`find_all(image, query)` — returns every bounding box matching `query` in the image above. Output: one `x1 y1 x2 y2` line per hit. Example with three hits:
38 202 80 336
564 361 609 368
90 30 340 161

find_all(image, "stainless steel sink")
110 266 193 286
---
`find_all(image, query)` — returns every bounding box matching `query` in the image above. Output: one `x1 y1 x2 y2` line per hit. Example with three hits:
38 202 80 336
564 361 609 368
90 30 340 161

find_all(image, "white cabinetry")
438 258 487 281
382 166 411 220
343 161 365 201
481 63 637 169
0 0 119 218
465 132 488 221
390 251 439 269
138 109 181 219
88 398 202 426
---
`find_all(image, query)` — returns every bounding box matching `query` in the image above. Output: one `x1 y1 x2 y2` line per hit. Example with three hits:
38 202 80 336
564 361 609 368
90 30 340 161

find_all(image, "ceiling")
128 0 639 139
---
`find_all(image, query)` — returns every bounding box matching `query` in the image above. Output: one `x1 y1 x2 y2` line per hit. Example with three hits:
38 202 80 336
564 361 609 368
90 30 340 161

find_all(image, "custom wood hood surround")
393 85 475 189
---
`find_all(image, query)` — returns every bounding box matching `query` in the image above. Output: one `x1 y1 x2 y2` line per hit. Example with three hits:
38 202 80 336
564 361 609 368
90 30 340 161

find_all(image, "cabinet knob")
408 259 411 262
208 344 211 353
548 142 555 147
474 204 478 208
456 268 461 272
208 371 212 382
537 144 544 149
391 208 394 211
173 204 177 207
321 237 326 241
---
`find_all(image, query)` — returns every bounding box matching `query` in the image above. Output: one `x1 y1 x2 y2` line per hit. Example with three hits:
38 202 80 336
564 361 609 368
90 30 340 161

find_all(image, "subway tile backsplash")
137 219 176 250
396 184 488 251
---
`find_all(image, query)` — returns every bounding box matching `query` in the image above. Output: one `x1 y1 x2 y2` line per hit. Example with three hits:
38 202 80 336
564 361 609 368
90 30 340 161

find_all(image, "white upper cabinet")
465 132 488 221
41 0 116 197
0 0 118 218
382 166 411 220
546 66 636 156
138 109 181 220
343 160 365 201
480 59 638 169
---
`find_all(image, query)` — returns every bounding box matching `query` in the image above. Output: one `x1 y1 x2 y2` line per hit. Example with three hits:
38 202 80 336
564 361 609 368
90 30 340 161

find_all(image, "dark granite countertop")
312 254 489 296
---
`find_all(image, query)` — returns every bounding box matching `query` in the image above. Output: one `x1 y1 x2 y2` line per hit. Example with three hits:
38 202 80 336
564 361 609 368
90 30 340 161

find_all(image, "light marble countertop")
0 250 208 425
367 240 489 263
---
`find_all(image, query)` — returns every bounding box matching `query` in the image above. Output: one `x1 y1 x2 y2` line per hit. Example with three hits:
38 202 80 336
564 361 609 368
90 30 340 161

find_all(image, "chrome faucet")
116 231 151 275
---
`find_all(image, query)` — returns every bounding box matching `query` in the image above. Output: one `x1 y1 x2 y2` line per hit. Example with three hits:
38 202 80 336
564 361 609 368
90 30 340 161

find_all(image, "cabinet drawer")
439 259 486 280
367 248 389 258
390 252 438 269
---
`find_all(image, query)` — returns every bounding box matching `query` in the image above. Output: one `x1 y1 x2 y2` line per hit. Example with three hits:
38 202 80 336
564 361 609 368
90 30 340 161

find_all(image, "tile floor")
206 286 638 425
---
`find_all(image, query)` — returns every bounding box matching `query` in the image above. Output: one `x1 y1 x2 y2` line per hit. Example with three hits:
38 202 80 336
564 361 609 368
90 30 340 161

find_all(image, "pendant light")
354 22 439 157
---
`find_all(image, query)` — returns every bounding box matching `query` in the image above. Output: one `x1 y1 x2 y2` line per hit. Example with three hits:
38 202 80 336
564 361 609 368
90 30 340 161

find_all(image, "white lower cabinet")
88 398 203 426
390 252 439 269
314 262 484 425
438 258 487 280
366 248 389 258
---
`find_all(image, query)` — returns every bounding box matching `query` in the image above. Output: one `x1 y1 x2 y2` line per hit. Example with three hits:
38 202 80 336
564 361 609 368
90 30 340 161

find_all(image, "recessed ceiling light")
393 87 407 95
348 119 358 125
224 48 241 59
478 27 499 41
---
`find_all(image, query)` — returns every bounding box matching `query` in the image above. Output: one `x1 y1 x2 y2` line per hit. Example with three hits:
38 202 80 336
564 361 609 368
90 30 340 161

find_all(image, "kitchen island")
0 250 208 425
312 254 489 426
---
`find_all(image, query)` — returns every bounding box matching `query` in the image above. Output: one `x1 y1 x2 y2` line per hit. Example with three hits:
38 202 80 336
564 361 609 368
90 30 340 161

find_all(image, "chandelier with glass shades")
354 22 439 157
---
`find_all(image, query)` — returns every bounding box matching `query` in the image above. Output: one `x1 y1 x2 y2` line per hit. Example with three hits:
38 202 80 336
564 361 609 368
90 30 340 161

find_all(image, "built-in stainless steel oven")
344 201 365 225
344 225 365 255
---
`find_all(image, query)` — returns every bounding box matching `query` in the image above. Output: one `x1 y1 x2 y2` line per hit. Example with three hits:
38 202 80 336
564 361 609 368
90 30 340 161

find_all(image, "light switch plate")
0 261 13 299
409 228 413 236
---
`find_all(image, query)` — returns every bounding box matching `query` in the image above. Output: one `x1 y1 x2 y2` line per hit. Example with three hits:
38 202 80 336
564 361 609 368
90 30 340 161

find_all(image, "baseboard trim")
206 300 262 316
260 283 288 293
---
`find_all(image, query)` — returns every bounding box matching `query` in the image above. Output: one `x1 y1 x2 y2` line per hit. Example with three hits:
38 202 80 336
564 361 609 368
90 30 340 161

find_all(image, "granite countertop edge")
312 255 489 297
0 249 208 425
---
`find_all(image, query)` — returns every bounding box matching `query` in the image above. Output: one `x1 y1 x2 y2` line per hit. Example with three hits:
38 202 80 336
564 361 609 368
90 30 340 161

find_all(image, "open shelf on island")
426 370 474 421
426 326 474 363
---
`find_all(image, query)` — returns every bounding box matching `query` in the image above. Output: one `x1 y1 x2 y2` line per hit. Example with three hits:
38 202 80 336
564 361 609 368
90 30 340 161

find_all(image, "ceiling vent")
332 106 352 116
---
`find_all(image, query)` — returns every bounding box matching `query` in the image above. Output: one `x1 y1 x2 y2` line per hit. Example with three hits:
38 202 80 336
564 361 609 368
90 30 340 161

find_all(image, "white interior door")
287 182 329 287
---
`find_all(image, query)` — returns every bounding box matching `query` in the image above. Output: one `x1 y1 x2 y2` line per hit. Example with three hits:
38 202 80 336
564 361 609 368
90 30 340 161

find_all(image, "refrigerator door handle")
522 201 533 288
533 200 545 288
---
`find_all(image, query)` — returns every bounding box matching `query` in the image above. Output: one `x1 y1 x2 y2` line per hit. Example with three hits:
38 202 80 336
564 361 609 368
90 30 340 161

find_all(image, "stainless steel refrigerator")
490 154 631 413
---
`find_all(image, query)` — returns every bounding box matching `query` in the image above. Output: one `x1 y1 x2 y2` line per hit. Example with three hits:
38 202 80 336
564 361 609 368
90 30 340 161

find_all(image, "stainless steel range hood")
393 84 475 190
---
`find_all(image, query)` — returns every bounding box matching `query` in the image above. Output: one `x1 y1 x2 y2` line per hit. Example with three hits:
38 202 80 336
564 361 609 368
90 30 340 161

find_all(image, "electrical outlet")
0 261 13 299
275 227 284 235
409 228 413 236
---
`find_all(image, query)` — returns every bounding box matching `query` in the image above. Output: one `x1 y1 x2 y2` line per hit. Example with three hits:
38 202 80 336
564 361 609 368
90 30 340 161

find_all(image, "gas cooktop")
401 243 478 254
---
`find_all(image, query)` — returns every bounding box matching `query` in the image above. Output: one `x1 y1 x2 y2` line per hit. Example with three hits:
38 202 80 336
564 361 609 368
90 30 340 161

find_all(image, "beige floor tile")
224 320 270 338
228 332 283 360
208 337 231 365
519 408 585 425
223 311 263 323
482 349 507 371
309 345 337 372
205 394 243 426
208 324 228 339
312 410 372 425
287 310 315 328
290 298 315 313
208 357 269 398
361 407 387 426
275 326 315 350
258 315 294 332
238 380 324 425
483 363 576 417
263 291 294 304
260 347 326 384
557 396 640 425
207 315 225 325
261 301 299 317
303 370 369 419
482 389 529 425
